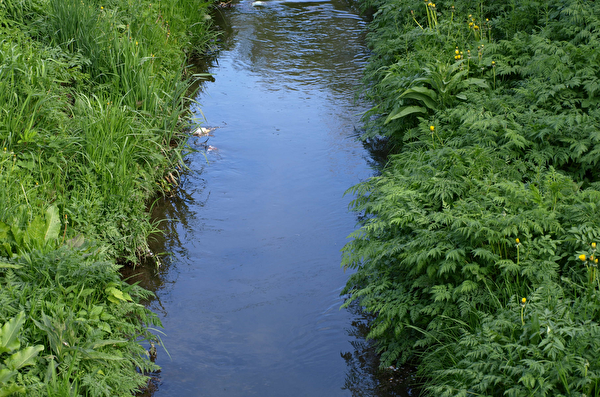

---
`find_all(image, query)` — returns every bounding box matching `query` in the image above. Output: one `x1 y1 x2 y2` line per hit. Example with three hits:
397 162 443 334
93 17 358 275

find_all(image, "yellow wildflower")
579 254 587 261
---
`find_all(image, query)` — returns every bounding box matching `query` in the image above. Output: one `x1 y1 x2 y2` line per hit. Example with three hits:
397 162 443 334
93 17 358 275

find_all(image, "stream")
126 0 414 395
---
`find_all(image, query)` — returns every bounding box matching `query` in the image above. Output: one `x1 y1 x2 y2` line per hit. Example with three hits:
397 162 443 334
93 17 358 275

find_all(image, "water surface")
130 1 413 395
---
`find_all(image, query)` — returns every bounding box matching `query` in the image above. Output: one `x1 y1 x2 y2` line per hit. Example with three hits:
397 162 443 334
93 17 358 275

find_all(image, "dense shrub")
345 0 600 394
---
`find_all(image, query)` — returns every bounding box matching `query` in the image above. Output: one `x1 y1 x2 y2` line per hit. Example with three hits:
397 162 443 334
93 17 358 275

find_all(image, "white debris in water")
192 126 217 137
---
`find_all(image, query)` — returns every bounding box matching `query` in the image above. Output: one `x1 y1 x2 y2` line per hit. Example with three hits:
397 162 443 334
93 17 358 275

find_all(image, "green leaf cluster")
0 206 61 257
0 312 44 396
0 245 161 396
346 0 600 394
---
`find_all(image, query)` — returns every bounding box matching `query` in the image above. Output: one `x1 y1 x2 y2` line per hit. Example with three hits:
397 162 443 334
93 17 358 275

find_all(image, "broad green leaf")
107 295 121 304
399 86 438 109
24 215 45 248
44 205 61 243
105 287 125 301
0 312 25 355
399 91 438 110
0 368 17 384
9 224 23 247
66 234 85 248
99 323 112 333
0 243 12 257
0 383 24 397
79 288 95 298
0 222 9 240
385 106 427 124
5 345 44 371
89 305 104 318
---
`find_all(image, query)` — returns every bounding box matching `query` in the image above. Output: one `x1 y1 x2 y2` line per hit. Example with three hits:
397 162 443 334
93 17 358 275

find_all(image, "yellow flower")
521 297 526 304
101 6 104 9
579 254 587 261
429 125 435 132
515 238 520 244
592 242 597 249
455 49 459 55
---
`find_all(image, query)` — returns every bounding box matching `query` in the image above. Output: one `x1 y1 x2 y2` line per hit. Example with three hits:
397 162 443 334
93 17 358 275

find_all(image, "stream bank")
0 0 214 395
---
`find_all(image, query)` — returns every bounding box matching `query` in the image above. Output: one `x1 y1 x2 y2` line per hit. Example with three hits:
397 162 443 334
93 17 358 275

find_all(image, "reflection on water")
121 0 416 395
341 302 418 397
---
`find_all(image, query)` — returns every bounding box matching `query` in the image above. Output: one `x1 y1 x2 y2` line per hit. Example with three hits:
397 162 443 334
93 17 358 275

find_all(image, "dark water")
127 0 414 395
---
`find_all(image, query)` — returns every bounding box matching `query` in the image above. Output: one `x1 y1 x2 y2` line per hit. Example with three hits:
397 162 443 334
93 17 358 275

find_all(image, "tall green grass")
0 0 215 393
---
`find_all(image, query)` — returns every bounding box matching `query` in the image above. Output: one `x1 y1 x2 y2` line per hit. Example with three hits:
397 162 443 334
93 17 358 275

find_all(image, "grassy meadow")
344 0 600 395
0 0 214 395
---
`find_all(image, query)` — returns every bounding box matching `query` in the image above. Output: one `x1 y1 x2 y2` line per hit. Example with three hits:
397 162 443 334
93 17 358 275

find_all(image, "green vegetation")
0 0 214 394
344 0 600 394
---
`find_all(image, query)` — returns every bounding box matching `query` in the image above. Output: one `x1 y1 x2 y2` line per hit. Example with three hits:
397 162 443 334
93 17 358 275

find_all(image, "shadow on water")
120 0 420 395
340 301 420 397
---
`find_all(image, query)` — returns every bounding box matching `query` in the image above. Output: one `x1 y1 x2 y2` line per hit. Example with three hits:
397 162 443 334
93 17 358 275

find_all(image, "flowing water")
127 0 414 395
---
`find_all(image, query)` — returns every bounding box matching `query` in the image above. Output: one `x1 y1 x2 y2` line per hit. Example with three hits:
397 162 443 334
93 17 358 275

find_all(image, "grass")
0 0 216 394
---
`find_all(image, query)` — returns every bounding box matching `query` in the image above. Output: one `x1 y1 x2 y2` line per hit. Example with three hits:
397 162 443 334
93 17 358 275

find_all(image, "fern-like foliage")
345 0 600 394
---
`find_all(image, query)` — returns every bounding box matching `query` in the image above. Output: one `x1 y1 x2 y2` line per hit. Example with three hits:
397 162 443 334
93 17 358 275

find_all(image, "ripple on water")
135 0 412 395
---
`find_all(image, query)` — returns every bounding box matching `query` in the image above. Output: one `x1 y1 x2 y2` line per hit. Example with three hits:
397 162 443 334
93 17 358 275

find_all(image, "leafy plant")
344 0 600 395
0 205 61 257
384 61 488 124
0 312 44 396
